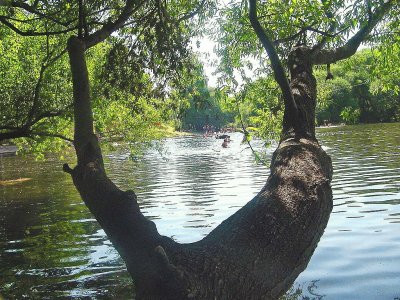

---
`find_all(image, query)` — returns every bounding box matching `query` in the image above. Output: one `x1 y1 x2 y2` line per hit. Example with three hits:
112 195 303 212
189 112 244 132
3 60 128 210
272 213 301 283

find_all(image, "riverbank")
160 125 193 137
317 123 346 129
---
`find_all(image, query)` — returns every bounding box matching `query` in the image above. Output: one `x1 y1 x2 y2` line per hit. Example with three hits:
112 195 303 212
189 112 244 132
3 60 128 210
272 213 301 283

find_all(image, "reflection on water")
0 123 399 299
291 123 400 299
107 133 274 243
0 156 133 298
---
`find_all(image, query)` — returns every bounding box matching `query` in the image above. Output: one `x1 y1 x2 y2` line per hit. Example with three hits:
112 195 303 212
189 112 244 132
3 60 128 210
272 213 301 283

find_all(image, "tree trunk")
67 36 103 167
65 40 333 299
284 46 317 139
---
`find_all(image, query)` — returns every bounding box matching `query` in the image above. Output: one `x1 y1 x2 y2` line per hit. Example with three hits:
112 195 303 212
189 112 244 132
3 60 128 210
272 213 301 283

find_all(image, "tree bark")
0 130 28 142
65 35 332 299
285 46 317 139
67 36 103 167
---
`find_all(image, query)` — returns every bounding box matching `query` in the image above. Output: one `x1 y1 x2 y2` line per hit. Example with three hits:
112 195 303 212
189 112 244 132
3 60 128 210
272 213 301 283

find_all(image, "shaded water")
0 123 399 299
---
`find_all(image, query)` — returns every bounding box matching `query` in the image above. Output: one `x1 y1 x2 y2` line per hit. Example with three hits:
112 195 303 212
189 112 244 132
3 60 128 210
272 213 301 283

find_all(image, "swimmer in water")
222 137 229 148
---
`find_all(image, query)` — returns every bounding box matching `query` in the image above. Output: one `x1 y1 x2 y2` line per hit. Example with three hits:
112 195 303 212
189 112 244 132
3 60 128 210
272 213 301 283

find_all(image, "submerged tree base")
64 134 332 299
64 32 334 299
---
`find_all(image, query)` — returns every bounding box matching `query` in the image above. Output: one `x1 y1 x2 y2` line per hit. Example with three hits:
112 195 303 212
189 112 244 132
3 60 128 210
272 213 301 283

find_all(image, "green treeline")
180 49 400 141
315 49 400 125
0 24 226 155
1 18 399 155
221 48 400 141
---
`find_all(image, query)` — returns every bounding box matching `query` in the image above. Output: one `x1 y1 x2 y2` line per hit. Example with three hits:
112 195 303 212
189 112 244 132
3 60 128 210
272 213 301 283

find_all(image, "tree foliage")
0 23 73 156
230 49 400 134
316 49 400 124
212 0 398 138
0 0 222 155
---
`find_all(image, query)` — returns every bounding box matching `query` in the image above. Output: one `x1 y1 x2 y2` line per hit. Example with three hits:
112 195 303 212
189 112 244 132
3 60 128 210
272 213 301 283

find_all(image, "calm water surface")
0 123 399 299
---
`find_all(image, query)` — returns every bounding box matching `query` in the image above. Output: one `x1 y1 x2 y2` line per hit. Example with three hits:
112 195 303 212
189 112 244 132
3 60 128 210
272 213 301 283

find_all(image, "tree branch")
0 129 27 142
84 0 146 49
0 128 73 143
78 0 84 38
0 15 44 23
311 0 394 65
0 125 21 130
25 48 68 127
0 102 72 143
25 62 46 127
29 131 74 142
10 1 71 27
177 0 206 22
46 47 68 67
310 0 337 53
0 16 78 36
274 24 348 47
248 0 297 114
27 105 72 129
273 29 306 46
306 26 337 37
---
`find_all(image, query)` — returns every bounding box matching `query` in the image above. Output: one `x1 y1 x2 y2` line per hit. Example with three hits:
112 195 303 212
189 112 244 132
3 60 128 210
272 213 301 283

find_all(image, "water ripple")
1 124 400 299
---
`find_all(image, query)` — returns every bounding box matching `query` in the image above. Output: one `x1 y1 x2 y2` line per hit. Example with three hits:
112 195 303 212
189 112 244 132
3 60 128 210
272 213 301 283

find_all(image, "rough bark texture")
65 34 333 299
67 36 103 167
285 47 317 139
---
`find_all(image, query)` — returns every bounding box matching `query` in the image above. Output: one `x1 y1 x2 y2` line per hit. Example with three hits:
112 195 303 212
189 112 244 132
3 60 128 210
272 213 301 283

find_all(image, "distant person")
222 137 229 148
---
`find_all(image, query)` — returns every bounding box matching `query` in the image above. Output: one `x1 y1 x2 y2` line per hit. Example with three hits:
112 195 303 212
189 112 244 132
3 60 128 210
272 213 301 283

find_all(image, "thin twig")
235 91 268 166
29 131 74 142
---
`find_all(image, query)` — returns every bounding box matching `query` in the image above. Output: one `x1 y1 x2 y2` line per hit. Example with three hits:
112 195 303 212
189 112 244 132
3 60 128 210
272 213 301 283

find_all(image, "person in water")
222 137 229 148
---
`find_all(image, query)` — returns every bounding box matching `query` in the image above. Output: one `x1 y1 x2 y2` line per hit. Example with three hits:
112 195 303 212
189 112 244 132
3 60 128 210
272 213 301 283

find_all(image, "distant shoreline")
317 123 346 129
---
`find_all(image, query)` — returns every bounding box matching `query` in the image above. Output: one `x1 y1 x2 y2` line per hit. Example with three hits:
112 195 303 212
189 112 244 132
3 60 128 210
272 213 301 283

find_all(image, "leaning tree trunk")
65 37 332 299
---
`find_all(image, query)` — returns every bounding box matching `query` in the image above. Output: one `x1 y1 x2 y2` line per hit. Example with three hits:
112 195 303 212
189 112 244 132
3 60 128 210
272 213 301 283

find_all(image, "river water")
0 123 399 299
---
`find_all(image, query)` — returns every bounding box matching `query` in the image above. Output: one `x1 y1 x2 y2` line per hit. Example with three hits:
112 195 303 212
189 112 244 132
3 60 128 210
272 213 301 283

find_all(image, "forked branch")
311 0 395 65
84 0 146 49
0 16 79 36
248 0 297 115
